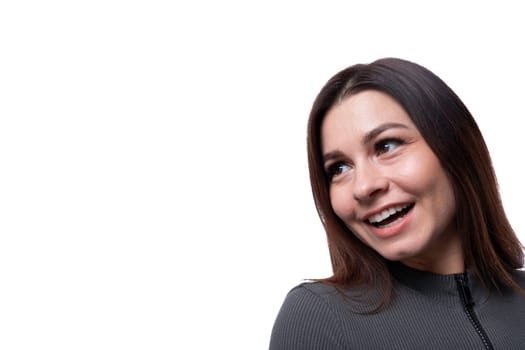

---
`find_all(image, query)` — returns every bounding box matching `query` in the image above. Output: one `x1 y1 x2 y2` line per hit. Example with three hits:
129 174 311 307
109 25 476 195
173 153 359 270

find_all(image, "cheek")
395 157 427 180
401 152 457 215
434 174 457 218
329 186 355 220
396 152 443 190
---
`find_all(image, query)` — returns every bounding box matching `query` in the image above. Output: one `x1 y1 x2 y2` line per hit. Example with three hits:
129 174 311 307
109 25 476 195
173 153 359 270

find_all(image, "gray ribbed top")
269 263 525 349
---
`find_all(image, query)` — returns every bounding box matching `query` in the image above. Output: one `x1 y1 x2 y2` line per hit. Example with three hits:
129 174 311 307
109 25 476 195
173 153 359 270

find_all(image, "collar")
388 261 489 307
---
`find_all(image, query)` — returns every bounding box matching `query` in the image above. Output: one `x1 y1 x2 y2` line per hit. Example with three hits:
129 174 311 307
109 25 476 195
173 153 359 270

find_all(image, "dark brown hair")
307 58 524 300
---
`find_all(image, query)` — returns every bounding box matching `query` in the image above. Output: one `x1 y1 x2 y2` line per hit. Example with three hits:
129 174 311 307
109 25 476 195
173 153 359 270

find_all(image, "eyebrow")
322 122 409 163
362 122 408 145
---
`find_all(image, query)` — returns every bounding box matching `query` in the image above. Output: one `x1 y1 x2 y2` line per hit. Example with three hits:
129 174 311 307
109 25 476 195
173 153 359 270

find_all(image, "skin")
321 90 464 274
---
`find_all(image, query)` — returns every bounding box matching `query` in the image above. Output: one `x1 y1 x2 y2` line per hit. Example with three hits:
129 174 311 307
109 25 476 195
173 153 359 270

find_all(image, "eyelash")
325 162 350 181
375 137 404 155
324 138 405 181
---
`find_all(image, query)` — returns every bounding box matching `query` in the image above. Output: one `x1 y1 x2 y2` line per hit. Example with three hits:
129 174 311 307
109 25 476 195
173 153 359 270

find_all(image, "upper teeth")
367 204 410 224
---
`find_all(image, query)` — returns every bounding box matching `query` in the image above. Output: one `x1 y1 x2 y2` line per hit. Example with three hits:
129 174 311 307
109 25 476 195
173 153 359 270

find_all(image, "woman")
269 58 525 349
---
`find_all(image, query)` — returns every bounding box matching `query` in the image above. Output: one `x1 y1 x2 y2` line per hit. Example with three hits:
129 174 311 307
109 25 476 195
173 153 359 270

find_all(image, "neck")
400 233 464 275
401 255 464 275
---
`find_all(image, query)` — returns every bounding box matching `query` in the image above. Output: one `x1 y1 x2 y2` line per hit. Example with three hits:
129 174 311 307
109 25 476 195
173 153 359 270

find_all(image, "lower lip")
367 206 414 238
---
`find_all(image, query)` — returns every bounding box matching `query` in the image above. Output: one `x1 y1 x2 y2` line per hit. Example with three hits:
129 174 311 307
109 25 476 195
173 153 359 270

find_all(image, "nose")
352 162 388 202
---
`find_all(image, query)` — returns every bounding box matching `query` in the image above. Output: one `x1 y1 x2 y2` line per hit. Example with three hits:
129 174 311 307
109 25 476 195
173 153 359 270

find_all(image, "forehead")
321 90 416 147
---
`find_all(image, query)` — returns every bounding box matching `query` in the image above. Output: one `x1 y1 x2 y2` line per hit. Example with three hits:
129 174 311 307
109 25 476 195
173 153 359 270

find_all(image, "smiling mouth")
366 203 415 228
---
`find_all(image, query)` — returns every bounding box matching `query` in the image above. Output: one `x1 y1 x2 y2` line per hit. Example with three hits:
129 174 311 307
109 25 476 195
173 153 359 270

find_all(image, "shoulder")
269 282 347 350
289 281 342 300
280 281 363 316
275 282 343 320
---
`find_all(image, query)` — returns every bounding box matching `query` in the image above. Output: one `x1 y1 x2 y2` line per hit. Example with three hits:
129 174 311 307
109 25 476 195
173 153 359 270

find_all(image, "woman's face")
321 90 462 273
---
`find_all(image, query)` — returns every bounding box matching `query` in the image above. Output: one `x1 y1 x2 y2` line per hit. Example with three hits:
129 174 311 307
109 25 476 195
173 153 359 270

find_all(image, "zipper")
454 273 494 350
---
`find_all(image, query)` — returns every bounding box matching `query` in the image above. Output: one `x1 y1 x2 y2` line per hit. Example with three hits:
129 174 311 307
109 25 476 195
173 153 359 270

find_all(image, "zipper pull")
455 273 475 307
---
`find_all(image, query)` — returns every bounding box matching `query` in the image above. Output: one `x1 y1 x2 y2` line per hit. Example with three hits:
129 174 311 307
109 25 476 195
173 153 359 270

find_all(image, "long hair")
307 58 524 301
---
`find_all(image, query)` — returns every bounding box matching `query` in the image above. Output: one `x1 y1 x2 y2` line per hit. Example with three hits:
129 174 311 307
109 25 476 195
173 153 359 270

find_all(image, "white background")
1 1 524 349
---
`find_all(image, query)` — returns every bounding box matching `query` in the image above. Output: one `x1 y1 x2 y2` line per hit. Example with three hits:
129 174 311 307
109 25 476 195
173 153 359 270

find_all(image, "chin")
377 247 420 262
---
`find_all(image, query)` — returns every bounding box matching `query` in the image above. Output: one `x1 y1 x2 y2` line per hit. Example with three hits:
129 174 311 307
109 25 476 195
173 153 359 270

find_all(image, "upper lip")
361 202 413 222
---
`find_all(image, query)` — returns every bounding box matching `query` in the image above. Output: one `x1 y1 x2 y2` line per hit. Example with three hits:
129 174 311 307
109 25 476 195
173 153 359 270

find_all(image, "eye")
325 162 351 181
375 138 403 155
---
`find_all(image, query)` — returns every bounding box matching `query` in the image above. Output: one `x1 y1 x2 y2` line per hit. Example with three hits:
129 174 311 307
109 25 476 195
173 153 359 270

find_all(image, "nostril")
353 187 383 201
352 178 389 202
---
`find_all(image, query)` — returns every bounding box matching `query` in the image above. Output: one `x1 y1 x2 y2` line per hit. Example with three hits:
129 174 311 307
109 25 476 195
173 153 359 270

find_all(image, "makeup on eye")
325 161 351 181
375 137 404 155
323 137 406 181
